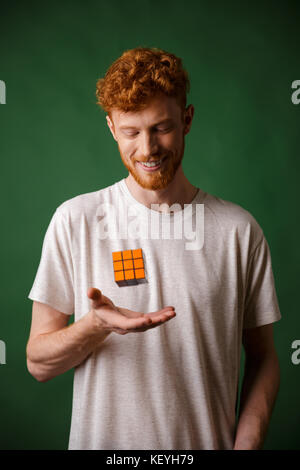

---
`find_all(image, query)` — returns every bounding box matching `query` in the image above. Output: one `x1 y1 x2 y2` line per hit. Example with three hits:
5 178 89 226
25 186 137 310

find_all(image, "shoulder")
54 180 122 222
203 191 265 253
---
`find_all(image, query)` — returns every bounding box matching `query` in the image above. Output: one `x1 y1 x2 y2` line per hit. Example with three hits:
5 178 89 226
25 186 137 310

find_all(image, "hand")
87 287 176 335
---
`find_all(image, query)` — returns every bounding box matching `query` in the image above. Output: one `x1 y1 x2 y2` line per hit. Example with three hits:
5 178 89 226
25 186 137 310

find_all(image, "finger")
87 287 103 308
145 308 176 320
122 315 153 330
100 306 153 330
118 306 175 320
87 287 101 299
128 314 176 333
143 314 175 326
112 311 176 334
130 310 176 330
148 306 175 315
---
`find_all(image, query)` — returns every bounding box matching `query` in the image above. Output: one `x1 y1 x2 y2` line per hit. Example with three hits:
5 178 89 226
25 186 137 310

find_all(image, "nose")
141 131 159 158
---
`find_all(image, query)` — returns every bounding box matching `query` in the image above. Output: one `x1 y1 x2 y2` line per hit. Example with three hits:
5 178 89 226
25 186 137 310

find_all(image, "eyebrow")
119 118 174 130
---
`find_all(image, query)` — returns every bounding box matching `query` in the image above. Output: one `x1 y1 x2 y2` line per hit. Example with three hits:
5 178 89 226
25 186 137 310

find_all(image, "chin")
131 173 172 190
121 156 183 191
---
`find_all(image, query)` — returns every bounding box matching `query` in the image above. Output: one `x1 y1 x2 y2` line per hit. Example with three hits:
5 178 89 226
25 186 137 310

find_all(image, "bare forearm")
26 310 111 382
234 353 280 450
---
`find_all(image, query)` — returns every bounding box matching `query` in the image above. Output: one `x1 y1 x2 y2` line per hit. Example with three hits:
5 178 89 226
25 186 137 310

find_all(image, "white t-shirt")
28 178 281 450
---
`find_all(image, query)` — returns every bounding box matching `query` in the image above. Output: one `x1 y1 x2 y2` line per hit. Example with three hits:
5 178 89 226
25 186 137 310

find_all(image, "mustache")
136 154 169 163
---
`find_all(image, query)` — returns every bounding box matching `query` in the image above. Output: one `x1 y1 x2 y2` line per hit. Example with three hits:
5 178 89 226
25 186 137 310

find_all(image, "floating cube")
112 248 146 286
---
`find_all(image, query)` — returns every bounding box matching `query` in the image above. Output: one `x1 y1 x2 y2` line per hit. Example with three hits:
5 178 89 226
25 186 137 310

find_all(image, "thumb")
87 287 103 308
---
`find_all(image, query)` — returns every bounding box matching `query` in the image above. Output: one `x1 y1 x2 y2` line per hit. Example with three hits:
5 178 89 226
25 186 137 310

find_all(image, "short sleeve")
28 208 74 315
243 235 281 329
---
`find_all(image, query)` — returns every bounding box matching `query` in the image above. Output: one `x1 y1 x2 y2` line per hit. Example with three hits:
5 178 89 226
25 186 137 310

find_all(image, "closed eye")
155 126 173 133
123 126 173 137
124 131 139 137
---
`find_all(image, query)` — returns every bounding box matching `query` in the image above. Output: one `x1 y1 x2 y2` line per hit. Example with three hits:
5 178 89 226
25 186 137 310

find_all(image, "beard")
118 134 185 190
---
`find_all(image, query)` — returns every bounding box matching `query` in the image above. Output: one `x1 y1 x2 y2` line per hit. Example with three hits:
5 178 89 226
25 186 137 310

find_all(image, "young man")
27 47 281 450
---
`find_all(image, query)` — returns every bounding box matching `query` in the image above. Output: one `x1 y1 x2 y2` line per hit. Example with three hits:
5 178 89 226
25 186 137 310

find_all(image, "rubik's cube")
112 248 146 286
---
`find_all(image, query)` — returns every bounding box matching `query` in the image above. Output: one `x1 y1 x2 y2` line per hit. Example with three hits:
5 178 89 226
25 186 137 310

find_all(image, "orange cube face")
133 258 143 269
114 270 124 282
113 261 123 271
123 259 133 270
112 249 146 286
135 268 145 279
112 251 122 262
125 270 135 280
122 250 132 260
132 248 142 259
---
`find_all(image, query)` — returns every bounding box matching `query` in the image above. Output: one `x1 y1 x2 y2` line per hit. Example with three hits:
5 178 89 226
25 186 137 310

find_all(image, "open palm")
87 287 176 335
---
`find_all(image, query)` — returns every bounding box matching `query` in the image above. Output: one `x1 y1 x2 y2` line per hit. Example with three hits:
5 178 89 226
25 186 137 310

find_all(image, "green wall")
0 0 299 450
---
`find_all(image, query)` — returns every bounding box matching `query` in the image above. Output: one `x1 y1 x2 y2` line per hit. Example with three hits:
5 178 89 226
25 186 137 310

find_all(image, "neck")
125 165 199 213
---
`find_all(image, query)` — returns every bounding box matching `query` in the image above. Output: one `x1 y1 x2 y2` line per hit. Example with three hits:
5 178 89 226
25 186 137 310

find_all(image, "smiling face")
106 94 194 190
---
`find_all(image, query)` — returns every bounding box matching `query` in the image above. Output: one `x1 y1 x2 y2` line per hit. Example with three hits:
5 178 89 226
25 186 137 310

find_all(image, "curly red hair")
96 47 190 116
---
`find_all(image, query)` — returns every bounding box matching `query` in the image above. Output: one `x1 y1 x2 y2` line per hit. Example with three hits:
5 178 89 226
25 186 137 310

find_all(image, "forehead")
111 95 182 127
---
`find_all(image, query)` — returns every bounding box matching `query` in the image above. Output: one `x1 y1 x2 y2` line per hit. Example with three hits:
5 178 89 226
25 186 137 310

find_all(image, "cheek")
119 140 135 159
163 134 182 153
126 145 137 161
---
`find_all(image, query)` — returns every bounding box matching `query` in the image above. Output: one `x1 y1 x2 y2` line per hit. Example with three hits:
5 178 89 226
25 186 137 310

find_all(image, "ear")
183 104 194 136
106 114 118 142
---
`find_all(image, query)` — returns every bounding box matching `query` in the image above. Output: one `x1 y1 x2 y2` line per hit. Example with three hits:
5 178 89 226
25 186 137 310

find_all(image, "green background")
0 0 299 450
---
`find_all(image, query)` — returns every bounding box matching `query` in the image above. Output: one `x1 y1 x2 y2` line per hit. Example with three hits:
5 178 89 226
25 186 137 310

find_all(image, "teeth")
140 159 163 167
